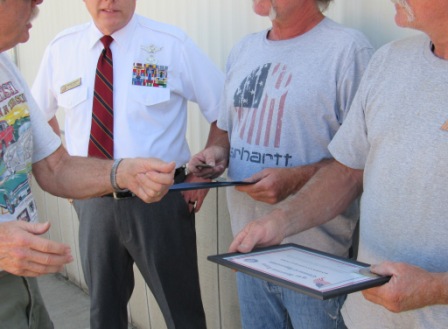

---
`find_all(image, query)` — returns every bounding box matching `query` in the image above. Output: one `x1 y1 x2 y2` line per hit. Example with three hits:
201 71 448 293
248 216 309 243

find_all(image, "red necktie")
88 35 114 159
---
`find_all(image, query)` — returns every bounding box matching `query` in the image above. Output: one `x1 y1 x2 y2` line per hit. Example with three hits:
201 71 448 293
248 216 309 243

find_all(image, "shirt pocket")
128 85 170 107
57 85 89 109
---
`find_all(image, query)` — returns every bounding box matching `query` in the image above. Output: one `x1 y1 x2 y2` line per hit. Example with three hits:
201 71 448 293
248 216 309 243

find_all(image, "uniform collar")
87 14 138 51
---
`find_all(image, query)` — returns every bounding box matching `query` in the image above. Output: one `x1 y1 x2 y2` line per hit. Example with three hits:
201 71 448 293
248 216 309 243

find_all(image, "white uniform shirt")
32 15 224 166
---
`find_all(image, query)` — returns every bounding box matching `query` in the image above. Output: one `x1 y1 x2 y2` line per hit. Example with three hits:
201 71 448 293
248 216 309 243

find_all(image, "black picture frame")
169 180 253 191
208 243 390 300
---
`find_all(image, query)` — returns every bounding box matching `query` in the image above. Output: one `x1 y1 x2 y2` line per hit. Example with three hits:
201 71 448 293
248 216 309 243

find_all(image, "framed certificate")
169 180 253 191
208 243 390 300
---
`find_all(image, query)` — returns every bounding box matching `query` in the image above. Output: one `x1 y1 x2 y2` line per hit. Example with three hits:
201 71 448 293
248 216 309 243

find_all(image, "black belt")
174 166 185 178
104 166 185 200
105 190 135 199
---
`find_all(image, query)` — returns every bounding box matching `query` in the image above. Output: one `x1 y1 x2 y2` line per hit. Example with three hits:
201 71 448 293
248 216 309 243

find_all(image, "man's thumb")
26 221 51 235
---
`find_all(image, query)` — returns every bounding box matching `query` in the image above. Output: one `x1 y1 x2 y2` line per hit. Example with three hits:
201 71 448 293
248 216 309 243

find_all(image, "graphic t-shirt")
218 18 373 256
0 53 60 223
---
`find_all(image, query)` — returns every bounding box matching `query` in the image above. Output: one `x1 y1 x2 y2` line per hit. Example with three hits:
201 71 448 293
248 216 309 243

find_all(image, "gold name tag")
60 78 82 94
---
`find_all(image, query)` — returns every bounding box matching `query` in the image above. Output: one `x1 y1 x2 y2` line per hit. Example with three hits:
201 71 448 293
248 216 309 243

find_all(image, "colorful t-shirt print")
0 80 35 223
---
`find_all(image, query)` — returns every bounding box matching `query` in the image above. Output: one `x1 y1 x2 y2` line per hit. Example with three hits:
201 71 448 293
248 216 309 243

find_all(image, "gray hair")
317 0 334 12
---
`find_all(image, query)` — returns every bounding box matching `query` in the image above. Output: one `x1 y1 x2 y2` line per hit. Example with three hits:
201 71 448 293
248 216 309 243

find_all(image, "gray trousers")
73 187 206 329
0 273 53 329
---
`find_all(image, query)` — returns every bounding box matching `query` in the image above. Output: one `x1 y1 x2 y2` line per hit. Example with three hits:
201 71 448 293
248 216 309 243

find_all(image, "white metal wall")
19 1 419 328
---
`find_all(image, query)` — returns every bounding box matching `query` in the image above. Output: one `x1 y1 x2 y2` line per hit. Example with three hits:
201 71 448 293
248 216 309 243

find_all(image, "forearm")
33 141 176 203
287 158 334 195
433 272 448 305
33 146 113 199
229 161 363 253
414 271 448 307
276 161 363 237
48 116 62 136
205 121 230 152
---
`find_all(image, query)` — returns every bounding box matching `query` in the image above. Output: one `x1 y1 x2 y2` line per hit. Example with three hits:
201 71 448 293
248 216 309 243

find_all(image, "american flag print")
233 63 292 148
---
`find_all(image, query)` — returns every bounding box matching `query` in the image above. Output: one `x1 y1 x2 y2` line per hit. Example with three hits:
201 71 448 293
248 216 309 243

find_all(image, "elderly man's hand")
187 146 228 179
362 262 448 312
235 168 294 204
0 221 73 277
181 174 211 213
236 162 332 205
228 209 286 253
117 159 176 203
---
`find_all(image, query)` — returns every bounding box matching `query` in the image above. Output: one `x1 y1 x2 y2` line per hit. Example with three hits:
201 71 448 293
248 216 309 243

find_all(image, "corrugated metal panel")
19 1 421 328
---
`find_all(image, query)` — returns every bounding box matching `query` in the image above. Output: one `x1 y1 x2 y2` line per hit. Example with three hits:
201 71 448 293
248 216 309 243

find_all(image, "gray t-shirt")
329 34 448 328
218 18 373 256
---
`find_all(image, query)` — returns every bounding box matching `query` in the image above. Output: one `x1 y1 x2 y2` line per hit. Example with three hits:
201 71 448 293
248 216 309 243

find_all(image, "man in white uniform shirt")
32 1 224 328
0 0 174 328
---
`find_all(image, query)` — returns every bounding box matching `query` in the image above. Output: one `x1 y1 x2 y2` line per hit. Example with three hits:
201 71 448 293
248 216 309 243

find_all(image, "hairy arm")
32 146 175 203
229 161 363 252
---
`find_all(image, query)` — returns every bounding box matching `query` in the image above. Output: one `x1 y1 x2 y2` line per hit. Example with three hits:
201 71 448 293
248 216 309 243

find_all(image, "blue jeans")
237 272 347 329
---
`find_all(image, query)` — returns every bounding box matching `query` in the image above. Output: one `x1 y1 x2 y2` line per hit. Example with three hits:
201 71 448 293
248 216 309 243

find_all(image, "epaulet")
49 22 91 45
134 15 188 43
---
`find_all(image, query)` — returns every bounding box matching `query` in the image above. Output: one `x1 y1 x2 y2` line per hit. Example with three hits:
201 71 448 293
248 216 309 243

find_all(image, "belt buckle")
112 191 133 199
